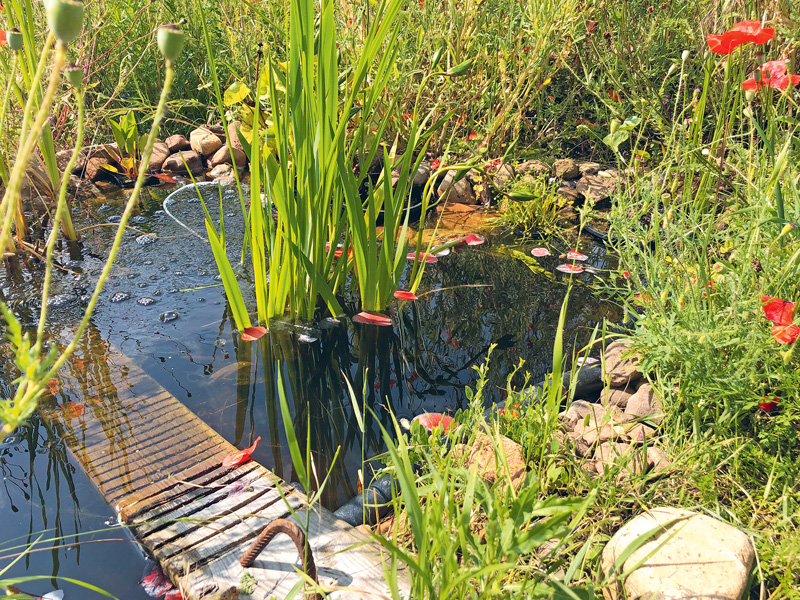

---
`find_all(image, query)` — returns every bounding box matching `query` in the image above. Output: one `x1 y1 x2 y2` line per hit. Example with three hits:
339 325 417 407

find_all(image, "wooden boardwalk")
48 344 408 599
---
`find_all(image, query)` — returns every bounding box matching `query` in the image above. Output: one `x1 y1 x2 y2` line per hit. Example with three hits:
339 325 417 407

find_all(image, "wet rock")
67 174 103 201
137 297 157 306
452 434 526 491
162 150 204 175
437 170 475 204
604 339 643 387
190 126 224 156
160 311 179 323
600 507 754 600
557 185 583 204
516 159 550 177
85 156 113 182
577 161 601 175
131 215 147 224
107 216 122 224
575 174 617 203
165 134 191 153
148 141 170 172
553 158 580 180
109 292 131 303
624 383 662 423
208 163 234 179
208 145 247 168
136 234 157 245
434 202 492 230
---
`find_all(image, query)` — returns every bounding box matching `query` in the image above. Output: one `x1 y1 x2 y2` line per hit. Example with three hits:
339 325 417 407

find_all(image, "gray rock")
604 339 643 387
67 174 103 201
553 158 580 180
601 387 634 410
490 161 515 190
208 163 234 179
601 507 754 600
148 141 170 172
189 126 223 157
575 174 617 203
516 159 550 177
437 170 475 204
165 134 191 153
577 161 601 175
208 145 247 168
162 150 204 175
56 149 87 175
624 383 662 423
413 162 431 187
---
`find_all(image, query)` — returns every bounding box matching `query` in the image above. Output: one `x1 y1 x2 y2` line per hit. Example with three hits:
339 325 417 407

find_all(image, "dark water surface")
0 180 621 598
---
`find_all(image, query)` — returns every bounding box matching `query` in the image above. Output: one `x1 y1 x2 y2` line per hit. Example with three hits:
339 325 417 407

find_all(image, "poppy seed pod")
44 0 84 44
157 24 184 63
64 63 83 88
7 28 24 52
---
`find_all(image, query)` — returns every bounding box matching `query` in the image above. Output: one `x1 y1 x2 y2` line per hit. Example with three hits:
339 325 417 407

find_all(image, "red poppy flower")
412 412 458 432
758 399 778 413
353 311 393 326
393 290 418 301
741 60 800 91
623 271 630 279
467 132 478 141
241 326 267 341
762 295 795 325
522 45 530 51
222 436 261 467
431 158 441 169
0 31 6 46
706 20 774 55
771 324 800 344
607 89 619 102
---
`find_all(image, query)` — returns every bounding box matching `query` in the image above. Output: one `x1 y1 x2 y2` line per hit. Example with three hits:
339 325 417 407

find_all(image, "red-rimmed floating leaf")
556 263 584 274
464 233 485 246
412 412 458 433
222 436 261 468
140 565 173 597
531 247 550 257
150 172 177 183
758 399 778 413
241 326 267 341
433 247 451 257
353 311 393 326
394 290 418 301
62 402 84 418
406 251 438 264
566 249 588 261
771 323 800 345
761 295 795 326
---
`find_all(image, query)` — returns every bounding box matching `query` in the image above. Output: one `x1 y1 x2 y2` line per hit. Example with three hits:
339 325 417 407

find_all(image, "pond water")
0 179 621 598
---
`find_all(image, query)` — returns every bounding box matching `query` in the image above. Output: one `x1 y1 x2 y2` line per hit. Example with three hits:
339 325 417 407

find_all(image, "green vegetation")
1 0 800 597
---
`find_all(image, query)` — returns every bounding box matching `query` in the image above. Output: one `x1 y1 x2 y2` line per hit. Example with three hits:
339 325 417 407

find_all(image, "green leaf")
224 81 251 106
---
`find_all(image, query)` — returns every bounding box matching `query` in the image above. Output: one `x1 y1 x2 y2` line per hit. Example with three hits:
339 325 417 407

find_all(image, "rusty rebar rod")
240 518 322 600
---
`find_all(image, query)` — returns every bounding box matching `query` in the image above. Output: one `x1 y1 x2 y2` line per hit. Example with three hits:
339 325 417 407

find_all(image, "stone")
594 442 647 477
624 383 662 423
488 161 514 190
56 149 87 175
600 507 754 600
575 174 617 203
85 156 113 182
208 163 234 179
557 186 583 204
574 420 619 447
162 150 204 175
646 446 670 472
577 161 601 175
516 159 550 177
165 134 191 153
553 158 580 180
601 387 634 410
148 141 170 172
208 145 247 168
67 174 103 201
227 121 245 153
567 431 593 458
563 400 605 430
624 422 656 444
437 170 475 204
455 434 526 491
189 126 224 156
413 162 431 187
434 203 493 230
604 340 643 387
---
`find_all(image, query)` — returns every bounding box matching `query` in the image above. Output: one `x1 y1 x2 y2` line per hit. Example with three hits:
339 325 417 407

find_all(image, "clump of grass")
491 174 565 238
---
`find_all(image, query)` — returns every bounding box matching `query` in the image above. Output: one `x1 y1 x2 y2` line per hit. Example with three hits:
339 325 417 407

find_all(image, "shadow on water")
0 180 622 597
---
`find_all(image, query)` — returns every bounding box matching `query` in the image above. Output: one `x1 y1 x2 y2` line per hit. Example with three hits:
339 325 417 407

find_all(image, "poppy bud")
157 24 184 63
64 63 83 88
681 50 690 62
7 28 24 52
44 0 84 44
745 90 756 102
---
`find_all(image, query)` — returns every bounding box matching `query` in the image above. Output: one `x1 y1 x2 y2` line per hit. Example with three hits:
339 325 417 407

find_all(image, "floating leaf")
556 264 584 273
406 251 438 264
464 233 485 246
394 290 418 301
150 172 177 183
140 565 173 597
433 247 451 257
353 312 393 326
566 250 588 261
412 412 458 432
531 247 550 257
62 402 84 418
241 326 267 341
222 436 261 468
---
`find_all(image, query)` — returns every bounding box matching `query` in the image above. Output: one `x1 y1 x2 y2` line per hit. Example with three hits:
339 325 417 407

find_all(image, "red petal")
762 60 788 79
464 233 485 246
531 247 550 257
0 31 6 46
741 76 761 91
771 323 800 345
467 132 478 140
406 251 438 263
393 290 418 301
556 263 584 273
222 436 261 468
241 326 267 341
431 158 441 169
353 311 393 326
761 295 795 326
412 412 458 432
758 399 778 413
730 20 774 44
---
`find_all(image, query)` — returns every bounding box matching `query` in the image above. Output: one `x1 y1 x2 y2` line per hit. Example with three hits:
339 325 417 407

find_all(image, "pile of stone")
562 339 669 477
